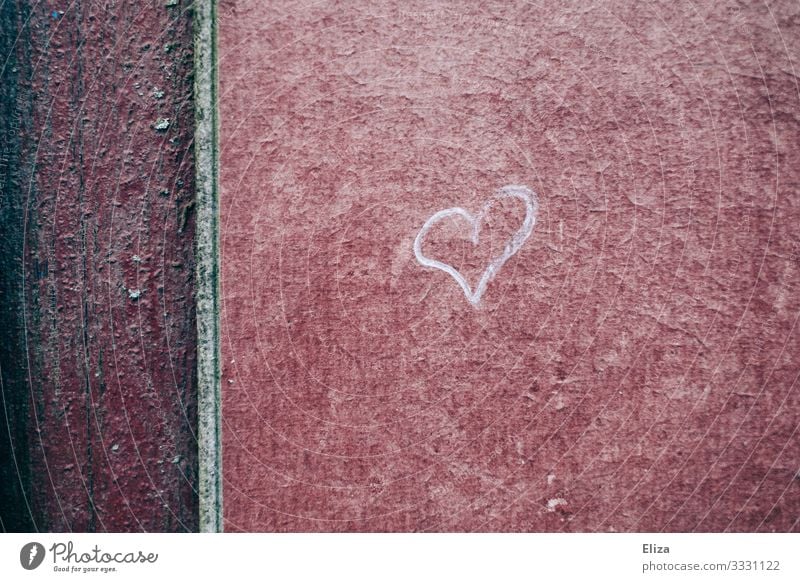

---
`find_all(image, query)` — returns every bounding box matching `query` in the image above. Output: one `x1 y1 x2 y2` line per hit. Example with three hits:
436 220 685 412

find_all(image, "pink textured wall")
220 0 800 531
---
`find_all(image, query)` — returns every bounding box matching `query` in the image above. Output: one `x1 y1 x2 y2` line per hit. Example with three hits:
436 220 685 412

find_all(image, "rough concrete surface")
193 0 223 533
220 0 800 531
1 1 198 531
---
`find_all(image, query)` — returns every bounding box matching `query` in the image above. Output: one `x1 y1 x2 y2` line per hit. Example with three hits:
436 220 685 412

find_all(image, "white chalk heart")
413 185 538 306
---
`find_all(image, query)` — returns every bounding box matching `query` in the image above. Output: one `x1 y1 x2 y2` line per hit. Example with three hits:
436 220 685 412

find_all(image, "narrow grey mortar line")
194 0 223 533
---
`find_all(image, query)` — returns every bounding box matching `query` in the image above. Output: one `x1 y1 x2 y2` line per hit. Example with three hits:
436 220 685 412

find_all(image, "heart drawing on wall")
413 185 539 306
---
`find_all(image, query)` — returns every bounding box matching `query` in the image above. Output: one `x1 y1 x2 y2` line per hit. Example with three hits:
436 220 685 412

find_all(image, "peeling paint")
10 1 199 532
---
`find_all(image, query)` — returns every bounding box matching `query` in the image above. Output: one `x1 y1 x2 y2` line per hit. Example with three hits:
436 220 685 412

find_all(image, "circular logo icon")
20 542 46 570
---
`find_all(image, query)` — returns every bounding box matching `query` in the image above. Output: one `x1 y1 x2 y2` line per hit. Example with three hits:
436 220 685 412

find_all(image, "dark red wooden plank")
1 1 198 532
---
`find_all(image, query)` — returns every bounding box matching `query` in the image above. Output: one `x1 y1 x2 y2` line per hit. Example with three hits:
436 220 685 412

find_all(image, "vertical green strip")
194 0 222 532
0 0 35 533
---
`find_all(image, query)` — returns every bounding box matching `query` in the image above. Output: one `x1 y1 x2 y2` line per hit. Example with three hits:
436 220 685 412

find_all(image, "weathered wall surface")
0 1 198 531
220 0 800 531
0 0 35 533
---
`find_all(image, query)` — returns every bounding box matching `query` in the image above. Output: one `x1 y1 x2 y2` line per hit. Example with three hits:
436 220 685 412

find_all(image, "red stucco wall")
220 1 800 531
1 2 198 531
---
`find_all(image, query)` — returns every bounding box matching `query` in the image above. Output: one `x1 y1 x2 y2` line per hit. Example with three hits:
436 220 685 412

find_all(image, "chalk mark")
413 185 538 306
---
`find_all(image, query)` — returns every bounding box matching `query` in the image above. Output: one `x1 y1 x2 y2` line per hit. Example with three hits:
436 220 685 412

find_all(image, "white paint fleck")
547 498 567 512
413 185 538 306
547 472 556 486
111 444 120 452
128 288 143 300
154 118 170 131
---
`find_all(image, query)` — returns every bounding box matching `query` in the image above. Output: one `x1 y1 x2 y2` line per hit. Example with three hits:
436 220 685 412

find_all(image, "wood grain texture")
1 1 198 532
